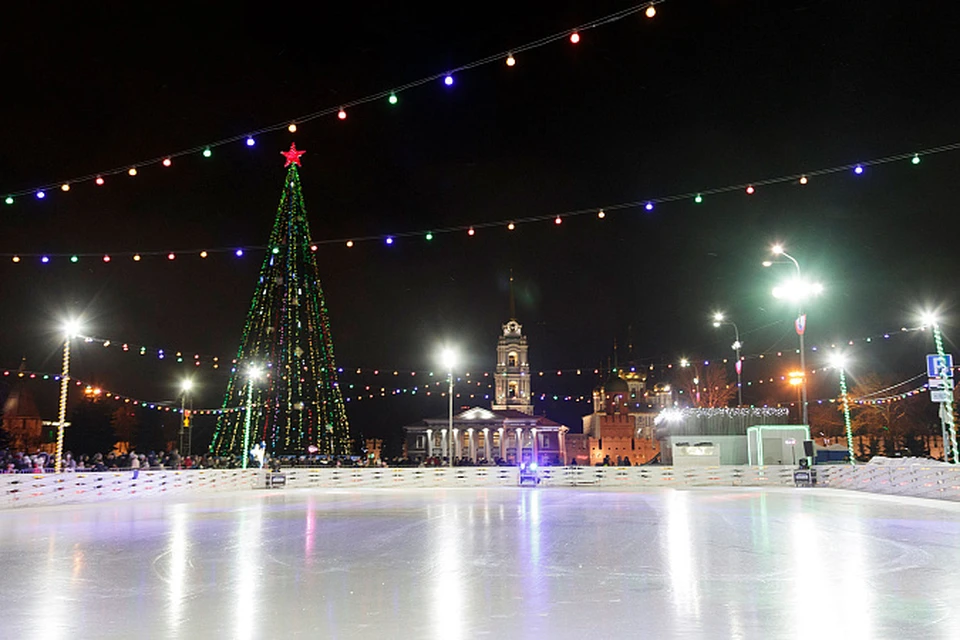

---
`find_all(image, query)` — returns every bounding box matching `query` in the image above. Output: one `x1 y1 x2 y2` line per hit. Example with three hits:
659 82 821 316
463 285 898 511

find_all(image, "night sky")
2 0 959 444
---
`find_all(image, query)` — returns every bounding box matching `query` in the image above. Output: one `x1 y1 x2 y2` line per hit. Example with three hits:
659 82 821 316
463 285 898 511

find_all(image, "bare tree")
675 362 736 408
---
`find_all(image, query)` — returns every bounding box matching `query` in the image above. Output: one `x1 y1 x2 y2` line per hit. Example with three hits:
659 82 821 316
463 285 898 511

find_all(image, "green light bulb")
388 92 398 105
694 194 703 203
425 232 433 241
4 196 12 205
203 148 212 158
912 154 920 165
272 247 280 254
70 256 79 263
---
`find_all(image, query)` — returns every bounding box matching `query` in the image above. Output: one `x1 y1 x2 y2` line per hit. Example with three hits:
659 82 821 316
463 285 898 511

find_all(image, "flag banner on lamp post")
795 314 807 336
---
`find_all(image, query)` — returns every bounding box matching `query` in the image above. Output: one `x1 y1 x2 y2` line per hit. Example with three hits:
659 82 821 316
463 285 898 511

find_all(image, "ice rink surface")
2 486 959 639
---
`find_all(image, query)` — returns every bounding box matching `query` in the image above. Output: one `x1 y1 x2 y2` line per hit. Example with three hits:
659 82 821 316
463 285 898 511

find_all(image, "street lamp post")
830 354 856 465
767 245 822 425
713 312 743 406
55 319 82 473
441 349 457 467
922 313 958 464
179 379 193 458
242 366 262 469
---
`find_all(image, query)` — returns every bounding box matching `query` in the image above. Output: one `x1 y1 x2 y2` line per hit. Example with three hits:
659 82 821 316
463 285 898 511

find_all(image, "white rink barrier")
278 465 798 489
0 469 261 510
535 465 798 487
3 463 959 509
816 463 960 501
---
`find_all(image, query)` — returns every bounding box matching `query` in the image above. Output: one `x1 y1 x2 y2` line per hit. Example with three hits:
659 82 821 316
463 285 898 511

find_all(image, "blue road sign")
927 354 954 378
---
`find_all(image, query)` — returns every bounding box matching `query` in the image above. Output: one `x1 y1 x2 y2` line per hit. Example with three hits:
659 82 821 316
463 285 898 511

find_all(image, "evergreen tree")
210 144 350 457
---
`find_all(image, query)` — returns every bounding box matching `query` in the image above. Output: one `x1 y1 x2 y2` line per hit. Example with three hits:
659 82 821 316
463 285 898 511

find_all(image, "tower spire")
508 270 517 321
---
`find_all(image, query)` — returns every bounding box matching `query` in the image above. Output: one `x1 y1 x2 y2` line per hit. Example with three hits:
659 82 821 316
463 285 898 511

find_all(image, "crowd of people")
1 449 647 472
0 448 249 473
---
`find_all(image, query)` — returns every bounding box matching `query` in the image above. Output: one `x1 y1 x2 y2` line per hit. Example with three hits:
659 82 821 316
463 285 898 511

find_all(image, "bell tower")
493 274 533 415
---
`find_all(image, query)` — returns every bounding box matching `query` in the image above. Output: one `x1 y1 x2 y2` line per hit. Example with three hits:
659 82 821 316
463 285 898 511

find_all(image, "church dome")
603 374 629 395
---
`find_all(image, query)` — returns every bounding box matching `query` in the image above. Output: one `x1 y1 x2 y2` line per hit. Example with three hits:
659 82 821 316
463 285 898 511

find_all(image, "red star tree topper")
281 142 306 167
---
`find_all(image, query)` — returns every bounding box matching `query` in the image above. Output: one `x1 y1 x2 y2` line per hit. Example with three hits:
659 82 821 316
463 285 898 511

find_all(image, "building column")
559 427 567 465
498 427 505 462
531 427 539 465
468 428 476 462
453 428 460 461
483 428 491 463
426 429 433 458
441 429 448 463
515 427 523 464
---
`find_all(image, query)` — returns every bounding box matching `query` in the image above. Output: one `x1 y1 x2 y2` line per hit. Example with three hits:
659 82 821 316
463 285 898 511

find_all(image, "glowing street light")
55 318 83 473
242 365 262 469
829 353 856 465
920 311 958 463
712 312 743 406
765 244 821 425
179 378 194 457
440 348 457 467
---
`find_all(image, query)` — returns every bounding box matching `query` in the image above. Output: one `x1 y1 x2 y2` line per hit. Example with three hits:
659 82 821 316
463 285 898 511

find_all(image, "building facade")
404 407 568 465
577 369 661 466
2 384 45 452
403 285 569 465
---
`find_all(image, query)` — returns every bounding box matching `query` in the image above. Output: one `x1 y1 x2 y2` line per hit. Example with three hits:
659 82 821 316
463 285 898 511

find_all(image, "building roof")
407 406 565 429
2 386 40 419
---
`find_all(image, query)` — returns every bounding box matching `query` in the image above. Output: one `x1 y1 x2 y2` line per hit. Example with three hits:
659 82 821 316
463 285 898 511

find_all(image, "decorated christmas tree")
209 144 351 458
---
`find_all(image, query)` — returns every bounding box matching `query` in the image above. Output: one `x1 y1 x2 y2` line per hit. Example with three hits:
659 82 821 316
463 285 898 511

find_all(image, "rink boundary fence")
0 464 957 509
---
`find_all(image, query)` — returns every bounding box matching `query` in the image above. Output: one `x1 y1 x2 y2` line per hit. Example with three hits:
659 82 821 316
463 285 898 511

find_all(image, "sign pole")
929 329 959 463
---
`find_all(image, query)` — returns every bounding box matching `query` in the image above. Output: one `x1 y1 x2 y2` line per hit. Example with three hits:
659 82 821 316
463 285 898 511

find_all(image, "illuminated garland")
5 364 933 415
0 368 196 413
2 2 663 203
56 321 930 379
1 143 953 260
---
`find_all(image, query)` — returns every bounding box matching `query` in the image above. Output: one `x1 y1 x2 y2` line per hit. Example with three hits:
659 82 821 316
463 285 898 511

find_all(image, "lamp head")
712 312 724 324
680 358 690 368
771 244 784 255
440 348 457 371
772 278 824 301
829 353 848 370
62 318 82 339
181 379 194 393
920 310 939 328
247 365 263 380
761 260 773 267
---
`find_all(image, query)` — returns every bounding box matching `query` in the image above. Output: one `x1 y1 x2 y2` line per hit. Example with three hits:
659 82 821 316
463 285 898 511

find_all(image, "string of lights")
5 364 939 413
56 319 932 383
2 140 953 261
1 2 663 203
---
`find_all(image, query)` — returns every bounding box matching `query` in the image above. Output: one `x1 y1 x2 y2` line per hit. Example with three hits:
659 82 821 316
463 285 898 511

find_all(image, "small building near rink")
653 406 800 466
403 406 569 465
